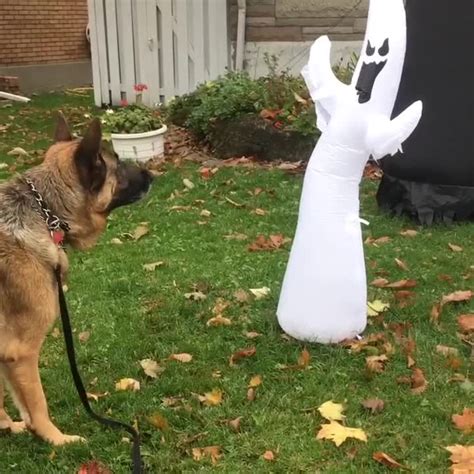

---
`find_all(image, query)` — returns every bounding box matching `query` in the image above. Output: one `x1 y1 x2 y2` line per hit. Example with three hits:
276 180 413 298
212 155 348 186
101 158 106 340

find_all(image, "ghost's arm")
302 36 348 132
366 101 423 160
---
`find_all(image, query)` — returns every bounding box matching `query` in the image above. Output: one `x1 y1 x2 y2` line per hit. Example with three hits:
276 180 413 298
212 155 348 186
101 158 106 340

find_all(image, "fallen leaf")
224 232 248 241
373 451 404 469
318 401 345 422
260 108 281 121
452 409 474 434
432 291 473 323
367 300 390 316
436 345 459 357
361 398 385 414
247 387 256 401
143 261 164 271
248 375 262 388
115 378 140 392
446 445 474 473
254 208 267 216
77 461 112 474
438 274 454 283
229 347 256 366
212 298 230 315
7 147 29 157
400 229 418 237
277 161 302 171
394 258 409 271
50 327 61 338
385 279 417 289
448 243 463 252
316 421 367 447
298 348 311 368
249 287 271 300
184 291 207 301
411 367 428 394
192 446 221 464
262 450 275 461
206 315 232 327
183 178 194 190
110 237 123 245
371 278 389 288
78 331 90 343
86 391 109 402
458 314 474 332
169 205 191 212
248 234 290 251
342 332 386 353
0 163 8 170
140 358 164 378
147 412 169 431
169 353 193 363
234 289 250 303
245 331 262 339
200 209 211 217
366 355 388 373
228 416 242 432
198 389 223 406
131 223 149 241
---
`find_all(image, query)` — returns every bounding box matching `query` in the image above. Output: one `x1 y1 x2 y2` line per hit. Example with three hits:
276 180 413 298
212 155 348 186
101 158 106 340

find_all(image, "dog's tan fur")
0 116 152 445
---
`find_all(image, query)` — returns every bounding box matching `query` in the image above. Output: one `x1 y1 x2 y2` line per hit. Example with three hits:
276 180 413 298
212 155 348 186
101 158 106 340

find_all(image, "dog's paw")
9 420 26 434
51 434 86 446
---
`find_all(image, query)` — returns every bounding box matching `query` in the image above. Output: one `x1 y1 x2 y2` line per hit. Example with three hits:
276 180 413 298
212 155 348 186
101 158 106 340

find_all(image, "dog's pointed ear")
74 118 106 192
54 112 73 142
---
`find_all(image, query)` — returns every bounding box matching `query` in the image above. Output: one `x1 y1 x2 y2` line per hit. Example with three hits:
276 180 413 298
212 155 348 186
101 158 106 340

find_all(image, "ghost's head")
351 0 407 113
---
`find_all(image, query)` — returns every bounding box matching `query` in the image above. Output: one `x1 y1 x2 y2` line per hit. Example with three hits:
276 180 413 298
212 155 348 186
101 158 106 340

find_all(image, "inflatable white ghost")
277 0 422 343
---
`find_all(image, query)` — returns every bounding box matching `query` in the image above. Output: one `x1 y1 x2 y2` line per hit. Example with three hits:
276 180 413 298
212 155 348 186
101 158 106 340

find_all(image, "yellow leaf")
446 445 474 472
206 315 232 327
249 287 271 299
249 375 262 388
143 261 164 272
367 300 390 317
199 389 223 406
110 237 123 245
316 420 367 447
169 353 193 363
115 378 140 392
317 401 346 422
139 358 164 378
131 223 149 241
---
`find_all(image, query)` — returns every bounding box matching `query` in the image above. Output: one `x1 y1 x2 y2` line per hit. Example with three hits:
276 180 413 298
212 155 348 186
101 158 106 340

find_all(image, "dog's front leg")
0 373 25 433
2 354 85 445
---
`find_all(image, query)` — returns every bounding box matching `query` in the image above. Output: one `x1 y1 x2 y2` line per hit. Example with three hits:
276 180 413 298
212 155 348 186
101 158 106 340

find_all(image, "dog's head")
44 114 153 248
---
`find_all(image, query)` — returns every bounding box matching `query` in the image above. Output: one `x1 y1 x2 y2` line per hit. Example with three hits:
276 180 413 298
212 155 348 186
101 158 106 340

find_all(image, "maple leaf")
140 359 164 378
249 287 271 299
198 389 223 406
361 398 385 414
169 353 193 363
192 446 222 464
316 421 367 447
147 412 169 431
366 355 388 374
446 445 474 472
367 300 390 317
372 451 405 469
229 347 256 366
206 315 232 327
318 401 346 422
143 261 164 272
458 314 474 332
452 409 474 434
115 378 140 392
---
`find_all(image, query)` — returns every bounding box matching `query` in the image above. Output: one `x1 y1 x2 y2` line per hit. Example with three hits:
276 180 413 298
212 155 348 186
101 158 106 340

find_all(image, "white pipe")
0 91 30 102
235 0 246 71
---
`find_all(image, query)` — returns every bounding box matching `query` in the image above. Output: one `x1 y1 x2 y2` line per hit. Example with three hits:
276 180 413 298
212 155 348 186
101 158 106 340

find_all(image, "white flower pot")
111 125 167 162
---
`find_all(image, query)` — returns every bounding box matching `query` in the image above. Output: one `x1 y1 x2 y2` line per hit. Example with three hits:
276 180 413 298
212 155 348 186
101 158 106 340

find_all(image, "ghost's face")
356 38 390 104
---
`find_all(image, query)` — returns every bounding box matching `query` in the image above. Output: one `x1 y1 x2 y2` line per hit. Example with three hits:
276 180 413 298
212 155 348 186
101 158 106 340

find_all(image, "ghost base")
377 173 474 225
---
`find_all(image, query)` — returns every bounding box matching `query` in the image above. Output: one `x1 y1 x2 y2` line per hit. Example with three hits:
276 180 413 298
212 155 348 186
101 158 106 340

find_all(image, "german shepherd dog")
0 115 153 445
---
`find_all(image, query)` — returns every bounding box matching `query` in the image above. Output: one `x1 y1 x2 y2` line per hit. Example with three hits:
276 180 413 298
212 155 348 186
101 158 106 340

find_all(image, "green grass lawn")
0 93 472 473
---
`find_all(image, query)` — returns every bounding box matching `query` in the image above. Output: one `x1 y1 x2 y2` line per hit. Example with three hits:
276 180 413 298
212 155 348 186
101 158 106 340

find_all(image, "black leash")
55 266 143 473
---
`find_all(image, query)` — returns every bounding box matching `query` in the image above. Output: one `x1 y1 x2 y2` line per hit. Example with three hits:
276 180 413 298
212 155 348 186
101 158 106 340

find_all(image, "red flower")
120 99 129 106
134 83 148 92
273 120 284 130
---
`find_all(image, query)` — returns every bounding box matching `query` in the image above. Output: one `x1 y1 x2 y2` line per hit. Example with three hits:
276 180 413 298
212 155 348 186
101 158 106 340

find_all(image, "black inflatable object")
376 0 474 225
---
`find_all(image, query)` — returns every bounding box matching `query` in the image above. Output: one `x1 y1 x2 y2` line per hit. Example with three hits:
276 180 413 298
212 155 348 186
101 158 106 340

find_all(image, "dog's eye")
378 38 389 56
366 41 375 56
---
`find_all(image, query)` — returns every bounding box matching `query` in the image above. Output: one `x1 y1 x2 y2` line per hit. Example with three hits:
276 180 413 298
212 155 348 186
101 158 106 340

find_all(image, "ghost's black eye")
366 41 375 56
378 38 389 56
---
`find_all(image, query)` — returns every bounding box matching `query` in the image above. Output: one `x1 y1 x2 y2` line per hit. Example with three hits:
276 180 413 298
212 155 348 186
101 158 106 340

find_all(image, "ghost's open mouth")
356 60 387 104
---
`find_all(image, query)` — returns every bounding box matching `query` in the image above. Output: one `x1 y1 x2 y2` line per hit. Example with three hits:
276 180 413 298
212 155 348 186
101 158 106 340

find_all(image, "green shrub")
102 105 163 134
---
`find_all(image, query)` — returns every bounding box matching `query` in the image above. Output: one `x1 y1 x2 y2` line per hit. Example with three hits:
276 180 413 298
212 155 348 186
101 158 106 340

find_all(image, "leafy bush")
166 53 356 140
102 105 163 134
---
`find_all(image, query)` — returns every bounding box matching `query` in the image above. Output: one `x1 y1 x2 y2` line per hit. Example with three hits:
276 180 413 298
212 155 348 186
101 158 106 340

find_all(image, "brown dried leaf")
254 208 267 216
448 243 463 252
365 236 391 245
86 391 109 402
184 291 207 301
206 315 232 327
224 232 248 241
79 331 90 343
248 234 290 251
385 279 417 289
366 355 388 374
372 451 404 469
446 445 474 473
192 446 221 464
228 417 242 432
147 412 169 431
342 333 386 353
400 229 418 237
438 273 454 283
371 278 389 288
244 331 262 339
77 461 112 474
410 367 428 394
131 223 149 241
198 389 223 407
298 348 311 368
394 258 409 271
115 378 140 392
229 347 256 366
248 375 262 388
436 345 459 357
361 398 385 414
234 289 250 303
442 290 473 306
452 409 474 434
169 353 193 363
140 358 164 378
262 450 275 461
458 314 474 332
247 387 256 401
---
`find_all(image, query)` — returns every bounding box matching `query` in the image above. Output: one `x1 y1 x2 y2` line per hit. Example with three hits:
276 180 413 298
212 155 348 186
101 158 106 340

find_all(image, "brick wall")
0 0 90 66
229 0 368 42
